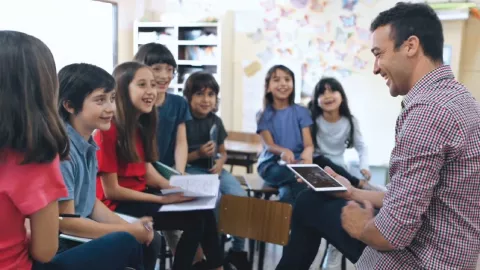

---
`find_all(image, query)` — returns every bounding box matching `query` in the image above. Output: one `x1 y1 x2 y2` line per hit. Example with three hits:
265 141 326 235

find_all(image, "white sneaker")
322 245 342 270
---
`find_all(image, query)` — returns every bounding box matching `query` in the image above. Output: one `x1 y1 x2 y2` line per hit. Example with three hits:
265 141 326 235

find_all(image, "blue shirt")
256 104 313 167
59 124 98 218
156 93 192 166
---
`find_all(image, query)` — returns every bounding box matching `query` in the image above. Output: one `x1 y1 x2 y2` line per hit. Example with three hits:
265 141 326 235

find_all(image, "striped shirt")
357 65 480 269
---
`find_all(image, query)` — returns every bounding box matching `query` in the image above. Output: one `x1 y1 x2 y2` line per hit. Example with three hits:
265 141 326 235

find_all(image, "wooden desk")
224 140 262 173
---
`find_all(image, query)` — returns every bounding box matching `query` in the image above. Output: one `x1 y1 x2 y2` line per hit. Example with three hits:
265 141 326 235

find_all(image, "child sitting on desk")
184 72 251 270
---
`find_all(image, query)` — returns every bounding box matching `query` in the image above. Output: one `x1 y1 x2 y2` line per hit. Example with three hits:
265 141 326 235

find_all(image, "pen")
58 214 81 220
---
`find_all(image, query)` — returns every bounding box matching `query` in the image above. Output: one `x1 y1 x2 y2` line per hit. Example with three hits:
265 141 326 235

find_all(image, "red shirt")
94 122 147 210
0 150 67 270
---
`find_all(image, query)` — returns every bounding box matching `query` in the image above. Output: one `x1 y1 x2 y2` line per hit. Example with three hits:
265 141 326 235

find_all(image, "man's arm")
174 123 188 174
361 103 460 250
351 188 385 209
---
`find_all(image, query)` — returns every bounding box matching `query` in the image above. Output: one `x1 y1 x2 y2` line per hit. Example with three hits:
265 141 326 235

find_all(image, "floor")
248 241 355 270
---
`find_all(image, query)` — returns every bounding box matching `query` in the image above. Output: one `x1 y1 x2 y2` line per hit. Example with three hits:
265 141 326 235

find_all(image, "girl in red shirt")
0 31 143 270
95 61 224 270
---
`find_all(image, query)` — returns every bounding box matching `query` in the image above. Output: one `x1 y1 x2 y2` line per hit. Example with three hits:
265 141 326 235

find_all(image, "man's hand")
198 141 215 158
323 167 354 200
361 169 371 181
341 200 374 240
209 159 224 174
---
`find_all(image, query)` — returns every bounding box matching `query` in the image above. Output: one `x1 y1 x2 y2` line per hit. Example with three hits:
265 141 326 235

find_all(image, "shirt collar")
403 65 455 108
66 123 99 154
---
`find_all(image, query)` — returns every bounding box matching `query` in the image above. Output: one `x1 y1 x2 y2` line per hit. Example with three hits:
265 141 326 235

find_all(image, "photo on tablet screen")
288 165 345 190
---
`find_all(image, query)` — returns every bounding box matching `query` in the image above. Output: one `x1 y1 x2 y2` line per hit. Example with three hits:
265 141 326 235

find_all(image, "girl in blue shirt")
256 65 314 204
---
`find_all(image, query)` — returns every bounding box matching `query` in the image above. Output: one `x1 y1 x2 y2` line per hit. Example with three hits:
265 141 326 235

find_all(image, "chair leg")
258 242 266 270
248 239 255 269
230 165 234 173
159 235 167 270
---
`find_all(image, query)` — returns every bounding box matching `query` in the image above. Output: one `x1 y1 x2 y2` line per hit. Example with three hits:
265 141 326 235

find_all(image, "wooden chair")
218 195 292 270
241 174 278 199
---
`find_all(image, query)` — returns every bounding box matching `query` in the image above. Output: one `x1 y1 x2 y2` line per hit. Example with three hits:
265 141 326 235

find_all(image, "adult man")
276 2 480 269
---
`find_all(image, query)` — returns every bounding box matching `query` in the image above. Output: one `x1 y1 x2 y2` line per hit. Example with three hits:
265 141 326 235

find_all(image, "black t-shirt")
186 113 228 169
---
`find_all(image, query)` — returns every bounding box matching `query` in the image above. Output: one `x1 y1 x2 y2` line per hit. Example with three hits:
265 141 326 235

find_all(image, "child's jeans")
258 161 308 205
186 165 248 252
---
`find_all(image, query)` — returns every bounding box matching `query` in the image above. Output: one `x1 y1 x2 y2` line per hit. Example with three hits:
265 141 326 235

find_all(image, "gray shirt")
314 115 369 170
59 124 99 218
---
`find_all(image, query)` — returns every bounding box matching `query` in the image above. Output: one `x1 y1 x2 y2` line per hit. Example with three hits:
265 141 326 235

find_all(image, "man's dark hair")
370 2 444 63
58 63 115 121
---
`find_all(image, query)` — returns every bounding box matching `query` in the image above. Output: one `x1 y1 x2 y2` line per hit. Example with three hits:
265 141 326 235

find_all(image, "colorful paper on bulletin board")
244 61 262 77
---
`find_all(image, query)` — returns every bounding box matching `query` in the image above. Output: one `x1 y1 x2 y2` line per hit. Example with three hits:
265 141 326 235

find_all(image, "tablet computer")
287 164 347 192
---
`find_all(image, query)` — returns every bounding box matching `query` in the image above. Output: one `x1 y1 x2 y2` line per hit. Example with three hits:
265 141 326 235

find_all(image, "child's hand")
198 141 215 157
209 159 224 174
360 169 371 181
280 150 295 164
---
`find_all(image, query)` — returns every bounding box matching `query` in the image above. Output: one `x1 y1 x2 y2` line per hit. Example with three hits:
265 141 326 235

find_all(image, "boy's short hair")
134 43 177 69
183 71 220 112
58 63 115 121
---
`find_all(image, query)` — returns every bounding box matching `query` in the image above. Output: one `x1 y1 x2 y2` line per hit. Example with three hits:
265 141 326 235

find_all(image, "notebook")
159 174 220 212
153 161 181 180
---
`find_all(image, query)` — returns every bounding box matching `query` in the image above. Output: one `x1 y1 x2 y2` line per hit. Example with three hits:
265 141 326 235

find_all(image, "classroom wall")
459 17 480 100
116 0 477 166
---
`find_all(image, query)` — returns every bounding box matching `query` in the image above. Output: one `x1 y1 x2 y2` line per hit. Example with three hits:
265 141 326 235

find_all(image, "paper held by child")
159 174 220 212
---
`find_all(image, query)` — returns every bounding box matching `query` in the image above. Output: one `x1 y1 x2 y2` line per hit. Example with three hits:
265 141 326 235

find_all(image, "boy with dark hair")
57 63 162 270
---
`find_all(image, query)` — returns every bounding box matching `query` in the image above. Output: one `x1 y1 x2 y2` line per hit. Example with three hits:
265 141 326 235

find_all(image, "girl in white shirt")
310 77 371 185
309 77 371 270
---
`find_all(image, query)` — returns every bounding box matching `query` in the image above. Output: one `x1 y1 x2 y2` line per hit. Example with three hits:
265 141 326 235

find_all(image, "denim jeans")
33 232 144 270
276 190 367 270
258 162 308 205
186 165 248 252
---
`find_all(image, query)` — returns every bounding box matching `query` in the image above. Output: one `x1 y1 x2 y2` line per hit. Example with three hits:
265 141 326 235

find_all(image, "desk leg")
247 165 253 174
248 239 255 269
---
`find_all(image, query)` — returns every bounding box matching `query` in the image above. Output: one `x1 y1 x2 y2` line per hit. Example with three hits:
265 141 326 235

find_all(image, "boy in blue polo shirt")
57 63 161 270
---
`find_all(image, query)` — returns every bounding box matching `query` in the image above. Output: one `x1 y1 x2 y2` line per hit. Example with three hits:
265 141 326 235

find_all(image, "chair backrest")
218 195 292 246
227 131 262 144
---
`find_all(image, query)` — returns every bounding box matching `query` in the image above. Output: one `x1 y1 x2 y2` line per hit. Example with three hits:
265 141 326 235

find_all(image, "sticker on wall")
335 27 353 44
310 0 328 13
244 61 262 77
342 0 358 11
257 47 274 63
348 43 367 55
280 7 296 18
247 29 264 43
335 50 347 61
297 15 309 27
264 18 279 31
340 14 356 28
290 0 308 9
355 27 370 42
261 0 276 12
353 56 368 69
310 38 334 53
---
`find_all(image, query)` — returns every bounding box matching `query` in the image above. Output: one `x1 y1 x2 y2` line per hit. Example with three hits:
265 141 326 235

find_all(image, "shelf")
136 22 218 28
178 40 218 46
177 60 218 66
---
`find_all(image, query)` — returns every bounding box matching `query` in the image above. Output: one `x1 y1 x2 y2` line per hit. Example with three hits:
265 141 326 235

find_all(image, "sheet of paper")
159 193 218 212
169 174 220 197
59 234 91 243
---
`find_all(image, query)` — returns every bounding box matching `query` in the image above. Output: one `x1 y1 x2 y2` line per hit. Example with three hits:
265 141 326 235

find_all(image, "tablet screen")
289 165 343 188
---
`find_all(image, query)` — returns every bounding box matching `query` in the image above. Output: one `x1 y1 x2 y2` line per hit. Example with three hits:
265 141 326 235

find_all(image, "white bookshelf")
133 21 222 97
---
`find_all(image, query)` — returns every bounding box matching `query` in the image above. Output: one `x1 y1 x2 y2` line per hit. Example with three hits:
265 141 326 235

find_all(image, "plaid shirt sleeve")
374 102 463 249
